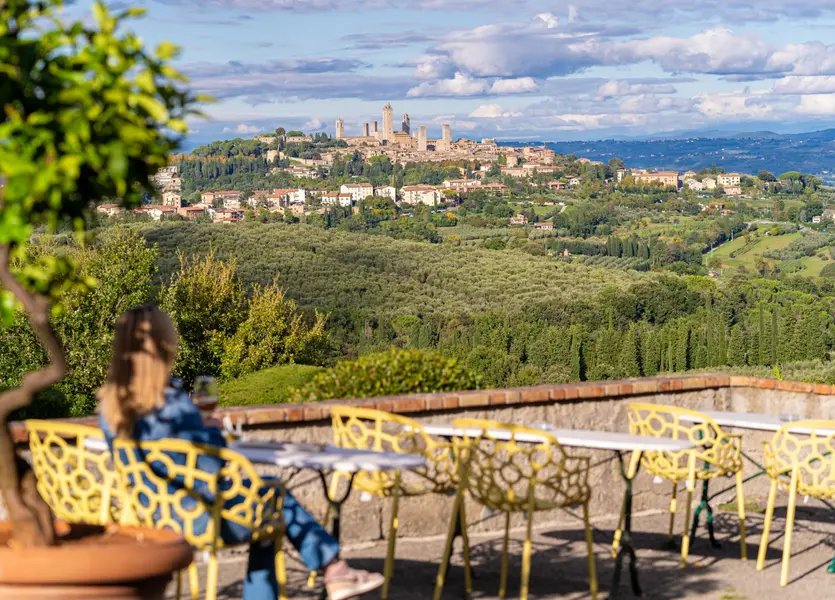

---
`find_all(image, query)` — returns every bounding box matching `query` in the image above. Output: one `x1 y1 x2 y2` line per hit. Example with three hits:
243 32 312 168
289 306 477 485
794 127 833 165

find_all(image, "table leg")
318 471 356 600
690 479 721 549
612 450 643 598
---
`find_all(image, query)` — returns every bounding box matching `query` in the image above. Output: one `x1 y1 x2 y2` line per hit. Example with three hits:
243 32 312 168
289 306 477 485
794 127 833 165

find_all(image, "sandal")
325 567 385 600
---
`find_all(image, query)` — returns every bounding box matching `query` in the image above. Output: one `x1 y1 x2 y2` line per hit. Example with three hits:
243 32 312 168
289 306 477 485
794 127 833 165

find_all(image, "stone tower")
418 125 427 151
382 103 394 142
401 113 410 135
335 119 344 139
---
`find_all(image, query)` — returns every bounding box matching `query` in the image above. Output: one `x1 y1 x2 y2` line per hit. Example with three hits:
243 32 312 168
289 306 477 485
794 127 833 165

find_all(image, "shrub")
290 348 480 402
220 280 329 379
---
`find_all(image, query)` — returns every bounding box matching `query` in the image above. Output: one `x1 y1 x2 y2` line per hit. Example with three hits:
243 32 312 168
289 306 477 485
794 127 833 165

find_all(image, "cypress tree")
718 324 728 365
758 304 766 365
619 324 641 377
642 326 660 377
728 324 746 366
676 322 689 372
771 308 779 366
667 328 675 373
570 326 584 381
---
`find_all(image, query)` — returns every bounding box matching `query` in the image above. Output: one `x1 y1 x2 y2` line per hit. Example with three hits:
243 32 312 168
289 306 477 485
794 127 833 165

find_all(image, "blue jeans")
222 481 340 600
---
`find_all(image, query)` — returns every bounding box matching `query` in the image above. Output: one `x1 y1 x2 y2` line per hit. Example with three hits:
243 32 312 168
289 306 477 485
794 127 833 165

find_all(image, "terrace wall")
9 374 835 543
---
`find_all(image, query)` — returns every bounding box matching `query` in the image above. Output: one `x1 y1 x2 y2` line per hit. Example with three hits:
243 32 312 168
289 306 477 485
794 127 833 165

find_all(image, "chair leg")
459 495 472 595
663 480 678 550
499 512 511 598
583 502 598 600
188 562 200 600
612 496 626 558
382 474 402 600
781 470 799 587
206 551 219 600
681 454 697 568
276 535 287 600
434 489 465 600
175 569 183 600
735 470 747 561
757 478 779 571
520 496 535 600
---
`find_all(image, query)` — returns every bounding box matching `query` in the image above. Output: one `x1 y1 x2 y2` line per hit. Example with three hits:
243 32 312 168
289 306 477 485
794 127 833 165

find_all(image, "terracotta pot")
0 521 193 599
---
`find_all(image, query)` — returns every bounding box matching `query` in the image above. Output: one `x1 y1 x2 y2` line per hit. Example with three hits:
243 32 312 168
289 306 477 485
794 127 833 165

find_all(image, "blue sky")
66 0 835 146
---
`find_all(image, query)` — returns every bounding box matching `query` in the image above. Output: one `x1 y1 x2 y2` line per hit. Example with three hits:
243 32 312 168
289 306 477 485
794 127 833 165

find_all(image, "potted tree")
0 0 201 595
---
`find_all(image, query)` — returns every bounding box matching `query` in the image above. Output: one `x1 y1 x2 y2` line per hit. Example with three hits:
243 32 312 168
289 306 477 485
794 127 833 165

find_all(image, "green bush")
219 364 323 406
290 348 480 402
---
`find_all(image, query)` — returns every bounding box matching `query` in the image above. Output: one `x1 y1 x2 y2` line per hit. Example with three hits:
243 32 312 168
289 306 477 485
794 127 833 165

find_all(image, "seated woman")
98 305 383 600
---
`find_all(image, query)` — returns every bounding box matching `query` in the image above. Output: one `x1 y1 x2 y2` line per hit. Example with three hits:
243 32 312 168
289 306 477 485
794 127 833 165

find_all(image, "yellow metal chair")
626 403 747 566
329 406 458 600
757 421 835 586
433 418 597 600
113 438 287 600
25 419 122 525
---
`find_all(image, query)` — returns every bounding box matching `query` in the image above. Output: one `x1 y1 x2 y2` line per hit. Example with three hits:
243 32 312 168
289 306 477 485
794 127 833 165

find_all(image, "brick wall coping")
11 373 835 445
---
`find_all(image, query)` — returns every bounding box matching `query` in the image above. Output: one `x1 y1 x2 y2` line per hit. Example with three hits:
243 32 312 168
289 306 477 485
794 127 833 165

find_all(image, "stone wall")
9 374 835 543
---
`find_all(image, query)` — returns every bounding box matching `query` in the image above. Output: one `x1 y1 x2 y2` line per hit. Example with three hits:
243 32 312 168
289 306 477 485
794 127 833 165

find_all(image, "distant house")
568 177 582 187
211 208 243 223
340 183 374 203
510 214 528 226
823 208 835 222
147 206 176 221
547 181 566 190
684 178 705 191
442 179 477 190
813 215 823 224
500 167 528 178
96 204 124 218
534 221 554 230
401 185 441 206
702 177 717 189
717 173 741 187
268 188 306 207
723 185 742 196
162 191 182 209
475 182 508 195
563 248 571 257
374 185 397 201
178 206 206 221
321 191 353 207
634 171 680 189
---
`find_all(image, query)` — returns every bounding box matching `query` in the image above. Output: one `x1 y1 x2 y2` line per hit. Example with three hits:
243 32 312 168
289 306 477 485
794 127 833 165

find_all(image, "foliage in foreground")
290 348 480 402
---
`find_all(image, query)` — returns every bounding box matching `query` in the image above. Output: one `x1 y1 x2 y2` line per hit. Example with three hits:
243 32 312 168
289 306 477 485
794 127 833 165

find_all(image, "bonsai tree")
0 0 200 547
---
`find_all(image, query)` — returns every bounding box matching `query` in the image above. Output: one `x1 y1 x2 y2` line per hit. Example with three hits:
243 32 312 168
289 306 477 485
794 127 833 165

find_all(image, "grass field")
797 253 831 277
218 364 323 406
712 232 801 270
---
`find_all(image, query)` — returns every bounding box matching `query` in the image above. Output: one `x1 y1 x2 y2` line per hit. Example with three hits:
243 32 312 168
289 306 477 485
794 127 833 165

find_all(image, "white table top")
678 410 835 435
232 441 426 473
82 436 424 473
413 424 697 453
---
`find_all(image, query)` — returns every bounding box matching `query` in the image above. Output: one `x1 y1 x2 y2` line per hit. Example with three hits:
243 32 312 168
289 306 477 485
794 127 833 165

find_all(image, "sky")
65 0 835 146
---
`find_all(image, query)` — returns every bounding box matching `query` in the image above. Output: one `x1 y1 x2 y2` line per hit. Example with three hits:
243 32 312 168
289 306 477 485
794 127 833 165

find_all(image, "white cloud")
407 72 488 97
695 89 787 119
469 104 523 118
597 79 677 98
533 12 559 28
567 5 578 22
796 94 835 114
303 117 325 130
221 123 261 134
489 77 538 93
772 75 835 94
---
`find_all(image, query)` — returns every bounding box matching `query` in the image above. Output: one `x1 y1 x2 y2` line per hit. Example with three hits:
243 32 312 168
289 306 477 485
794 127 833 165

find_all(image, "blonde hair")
98 305 179 439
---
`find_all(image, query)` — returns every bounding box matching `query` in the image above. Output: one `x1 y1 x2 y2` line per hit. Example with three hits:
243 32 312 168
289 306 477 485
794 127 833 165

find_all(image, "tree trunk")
0 244 60 548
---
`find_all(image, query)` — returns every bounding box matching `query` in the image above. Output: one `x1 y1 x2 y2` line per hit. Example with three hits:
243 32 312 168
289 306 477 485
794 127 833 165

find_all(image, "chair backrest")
764 421 835 497
331 405 457 494
451 418 590 513
25 419 121 526
112 438 224 550
627 403 738 473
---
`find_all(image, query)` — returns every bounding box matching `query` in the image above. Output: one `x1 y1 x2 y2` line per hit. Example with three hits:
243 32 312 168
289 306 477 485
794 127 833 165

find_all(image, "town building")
534 221 554 230
401 113 410 135
162 191 182 209
340 183 374 203
634 171 680 189
321 192 353 207
96 204 124 218
547 181 566 190
147 206 176 221
374 186 397 201
285 135 312 143
442 179 476 190
211 208 243 223
151 166 179 188
417 126 427 152
684 179 705 191
441 123 452 151
178 206 206 221
702 177 717 189
717 173 741 187
813 215 823 224
362 123 370 137
510 214 528 226
335 119 344 140
382 103 394 142
501 167 528 178
401 185 441 206
723 185 742 196
268 188 306 207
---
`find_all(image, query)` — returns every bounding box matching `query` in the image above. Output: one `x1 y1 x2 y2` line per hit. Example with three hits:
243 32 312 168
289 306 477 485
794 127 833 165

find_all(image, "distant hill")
501 129 835 178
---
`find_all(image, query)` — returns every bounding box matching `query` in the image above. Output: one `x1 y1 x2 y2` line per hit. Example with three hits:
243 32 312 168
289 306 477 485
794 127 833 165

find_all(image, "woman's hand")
203 416 224 430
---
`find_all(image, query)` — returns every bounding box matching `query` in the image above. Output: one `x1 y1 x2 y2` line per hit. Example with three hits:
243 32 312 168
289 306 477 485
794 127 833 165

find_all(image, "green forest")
6 221 835 419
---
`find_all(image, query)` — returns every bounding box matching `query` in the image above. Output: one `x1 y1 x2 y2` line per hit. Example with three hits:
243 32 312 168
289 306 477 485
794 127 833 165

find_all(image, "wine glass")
193 375 218 420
